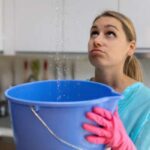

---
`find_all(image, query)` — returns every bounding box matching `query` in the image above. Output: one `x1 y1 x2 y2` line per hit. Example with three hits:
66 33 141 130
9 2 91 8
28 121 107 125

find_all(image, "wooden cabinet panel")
3 0 119 54
0 0 3 51
63 0 118 52
0 137 15 150
119 0 150 48
14 0 60 52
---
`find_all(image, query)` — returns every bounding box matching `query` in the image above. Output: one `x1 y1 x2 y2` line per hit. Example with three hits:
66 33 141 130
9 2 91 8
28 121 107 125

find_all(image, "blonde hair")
93 10 143 82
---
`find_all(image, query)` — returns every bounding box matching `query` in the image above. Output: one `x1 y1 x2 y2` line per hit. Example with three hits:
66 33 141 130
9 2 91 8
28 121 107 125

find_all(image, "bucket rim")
5 80 123 107
6 96 123 107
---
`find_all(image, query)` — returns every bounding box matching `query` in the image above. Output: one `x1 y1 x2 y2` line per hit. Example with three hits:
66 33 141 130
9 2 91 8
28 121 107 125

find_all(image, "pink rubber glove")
82 107 136 150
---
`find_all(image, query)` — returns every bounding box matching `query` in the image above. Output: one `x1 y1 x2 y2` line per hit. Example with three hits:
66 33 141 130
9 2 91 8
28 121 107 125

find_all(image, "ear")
128 40 136 56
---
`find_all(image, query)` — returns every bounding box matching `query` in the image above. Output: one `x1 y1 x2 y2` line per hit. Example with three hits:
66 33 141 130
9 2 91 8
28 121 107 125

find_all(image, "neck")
93 68 136 92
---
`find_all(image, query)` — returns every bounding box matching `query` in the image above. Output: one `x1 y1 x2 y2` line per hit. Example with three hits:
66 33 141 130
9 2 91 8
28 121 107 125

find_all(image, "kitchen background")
1 0 150 149
0 55 150 101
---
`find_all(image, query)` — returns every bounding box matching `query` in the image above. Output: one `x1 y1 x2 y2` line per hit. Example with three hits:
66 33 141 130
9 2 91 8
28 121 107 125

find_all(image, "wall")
140 59 150 87
0 55 93 99
0 55 150 100
75 57 150 87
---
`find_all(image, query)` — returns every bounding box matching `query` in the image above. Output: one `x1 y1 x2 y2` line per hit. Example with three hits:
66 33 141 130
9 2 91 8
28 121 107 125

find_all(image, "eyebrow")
91 24 119 31
90 25 98 31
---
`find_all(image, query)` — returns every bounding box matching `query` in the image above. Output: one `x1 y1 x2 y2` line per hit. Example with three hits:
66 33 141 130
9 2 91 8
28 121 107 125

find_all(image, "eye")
90 30 99 38
105 31 116 38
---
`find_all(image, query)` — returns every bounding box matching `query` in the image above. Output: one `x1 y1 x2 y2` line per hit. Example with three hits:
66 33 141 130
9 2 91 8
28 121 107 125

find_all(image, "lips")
89 49 104 56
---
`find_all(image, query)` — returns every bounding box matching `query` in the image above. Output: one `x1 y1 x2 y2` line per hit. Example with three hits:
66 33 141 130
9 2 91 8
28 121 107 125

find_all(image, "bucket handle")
30 107 83 150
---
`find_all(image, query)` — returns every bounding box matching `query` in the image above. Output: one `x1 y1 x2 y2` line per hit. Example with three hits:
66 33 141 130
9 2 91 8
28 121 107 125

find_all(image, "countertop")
0 116 13 137
0 116 11 128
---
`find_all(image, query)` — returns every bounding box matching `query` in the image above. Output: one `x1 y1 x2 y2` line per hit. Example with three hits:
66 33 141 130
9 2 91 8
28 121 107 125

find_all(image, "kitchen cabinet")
4 0 62 54
0 135 15 150
3 0 150 54
63 0 118 52
0 0 3 51
15 0 62 53
119 0 150 49
3 0 119 54
3 0 15 55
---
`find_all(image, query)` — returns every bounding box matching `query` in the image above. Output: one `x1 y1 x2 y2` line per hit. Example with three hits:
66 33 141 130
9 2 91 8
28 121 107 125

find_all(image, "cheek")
88 41 92 51
112 50 127 64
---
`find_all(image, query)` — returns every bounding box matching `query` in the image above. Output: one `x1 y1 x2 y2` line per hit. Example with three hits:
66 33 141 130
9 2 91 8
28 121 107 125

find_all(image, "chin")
89 58 104 68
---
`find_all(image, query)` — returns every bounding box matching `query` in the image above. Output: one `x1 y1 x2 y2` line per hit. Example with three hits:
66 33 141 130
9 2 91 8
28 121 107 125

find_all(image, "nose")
93 34 103 47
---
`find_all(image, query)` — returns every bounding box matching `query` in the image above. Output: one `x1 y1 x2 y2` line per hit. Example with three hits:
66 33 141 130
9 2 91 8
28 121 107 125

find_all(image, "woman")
82 10 150 149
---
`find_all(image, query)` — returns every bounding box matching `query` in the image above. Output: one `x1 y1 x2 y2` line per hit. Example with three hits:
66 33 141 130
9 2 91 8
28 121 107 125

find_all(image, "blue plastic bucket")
5 80 122 150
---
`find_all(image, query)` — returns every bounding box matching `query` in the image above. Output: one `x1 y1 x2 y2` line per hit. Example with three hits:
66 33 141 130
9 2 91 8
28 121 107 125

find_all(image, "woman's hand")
82 107 136 150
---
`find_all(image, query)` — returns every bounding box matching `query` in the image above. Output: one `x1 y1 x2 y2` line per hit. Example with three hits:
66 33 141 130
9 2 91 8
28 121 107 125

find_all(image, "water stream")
55 0 67 101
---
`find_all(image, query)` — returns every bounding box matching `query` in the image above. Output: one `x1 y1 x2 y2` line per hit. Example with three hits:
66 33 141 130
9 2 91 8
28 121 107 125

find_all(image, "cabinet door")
63 0 118 52
14 0 61 53
119 0 150 48
0 0 3 51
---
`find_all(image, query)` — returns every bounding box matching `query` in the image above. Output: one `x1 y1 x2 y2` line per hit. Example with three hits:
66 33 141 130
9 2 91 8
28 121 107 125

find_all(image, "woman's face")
88 16 135 69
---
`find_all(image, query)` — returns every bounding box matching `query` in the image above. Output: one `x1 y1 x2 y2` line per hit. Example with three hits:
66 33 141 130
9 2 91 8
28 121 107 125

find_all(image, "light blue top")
118 82 150 149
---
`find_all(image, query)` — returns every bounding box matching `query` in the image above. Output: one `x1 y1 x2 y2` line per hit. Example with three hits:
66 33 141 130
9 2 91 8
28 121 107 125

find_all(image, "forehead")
92 16 123 30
